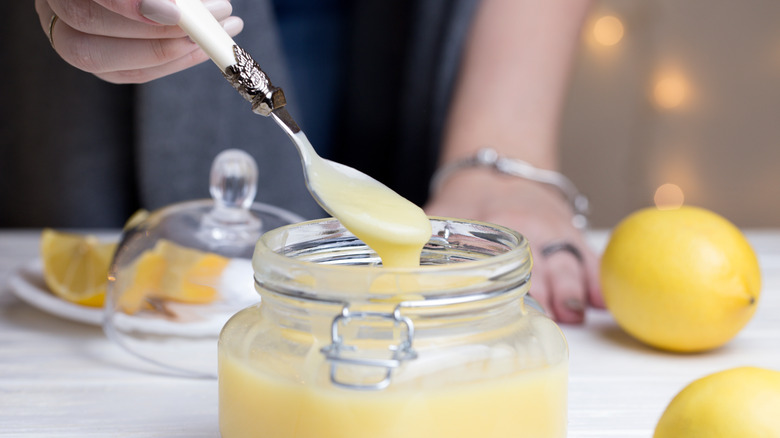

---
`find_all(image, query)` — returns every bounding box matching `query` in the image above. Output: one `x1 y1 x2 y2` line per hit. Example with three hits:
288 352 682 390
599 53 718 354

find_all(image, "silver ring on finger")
541 241 583 264
48 13 59 49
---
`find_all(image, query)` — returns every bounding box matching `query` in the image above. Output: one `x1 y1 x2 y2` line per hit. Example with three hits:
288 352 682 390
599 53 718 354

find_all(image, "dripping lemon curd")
218 168 568 437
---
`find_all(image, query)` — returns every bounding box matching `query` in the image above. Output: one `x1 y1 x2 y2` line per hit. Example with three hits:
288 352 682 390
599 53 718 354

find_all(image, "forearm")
440 0 592 171
429 0 600 324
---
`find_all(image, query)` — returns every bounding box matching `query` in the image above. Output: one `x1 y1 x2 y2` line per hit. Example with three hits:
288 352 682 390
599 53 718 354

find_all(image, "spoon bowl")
270 110 432 268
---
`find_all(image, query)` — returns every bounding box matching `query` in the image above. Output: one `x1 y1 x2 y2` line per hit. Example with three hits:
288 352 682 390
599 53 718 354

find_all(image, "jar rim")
252 217 532 301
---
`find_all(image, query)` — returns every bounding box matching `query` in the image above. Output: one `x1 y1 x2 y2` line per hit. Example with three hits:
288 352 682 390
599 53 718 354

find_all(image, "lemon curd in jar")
218 218 569 438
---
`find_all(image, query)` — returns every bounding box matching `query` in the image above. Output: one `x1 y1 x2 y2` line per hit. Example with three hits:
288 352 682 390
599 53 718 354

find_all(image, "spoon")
174 0 431 267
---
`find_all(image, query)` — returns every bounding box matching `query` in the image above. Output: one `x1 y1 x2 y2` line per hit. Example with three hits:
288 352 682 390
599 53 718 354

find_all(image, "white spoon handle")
174 0 287 117
175 0 237 71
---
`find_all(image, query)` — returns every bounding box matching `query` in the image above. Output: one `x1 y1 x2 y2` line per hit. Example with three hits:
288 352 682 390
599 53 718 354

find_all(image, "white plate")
8 259 104 325
8 258 259 334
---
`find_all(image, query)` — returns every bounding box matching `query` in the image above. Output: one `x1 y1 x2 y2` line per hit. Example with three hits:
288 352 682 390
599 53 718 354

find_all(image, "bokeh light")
593 15 625 47
653 74 689 109
654 183 685 210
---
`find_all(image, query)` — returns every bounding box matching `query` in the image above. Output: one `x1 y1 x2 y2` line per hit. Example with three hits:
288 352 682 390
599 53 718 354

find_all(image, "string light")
592 15 625 47
584 11 701 218
654 183 685 210
653 73 689 109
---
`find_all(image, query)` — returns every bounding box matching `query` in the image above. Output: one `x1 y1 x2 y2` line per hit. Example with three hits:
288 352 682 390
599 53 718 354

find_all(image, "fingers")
529 238 600 324
38 0 242 82
89 15 241 84
54 19 242 83
95 44 211 83
35 0 57 36
542 247 587 324
583 248 605 309
93 0 230 25
52 0 234 38
51 0 175 39
50 23 186 72
528 257 554 318
423 173 601 324
93 0 176 23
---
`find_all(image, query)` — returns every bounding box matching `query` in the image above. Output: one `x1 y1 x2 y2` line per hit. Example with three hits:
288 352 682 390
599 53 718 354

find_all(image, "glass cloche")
103 149 303 378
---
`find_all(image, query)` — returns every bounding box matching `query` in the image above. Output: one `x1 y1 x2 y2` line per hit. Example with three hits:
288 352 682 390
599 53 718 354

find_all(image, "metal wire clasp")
320 305 418 391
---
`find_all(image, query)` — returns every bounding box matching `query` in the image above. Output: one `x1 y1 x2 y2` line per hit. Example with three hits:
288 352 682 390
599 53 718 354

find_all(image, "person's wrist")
430 147 589 229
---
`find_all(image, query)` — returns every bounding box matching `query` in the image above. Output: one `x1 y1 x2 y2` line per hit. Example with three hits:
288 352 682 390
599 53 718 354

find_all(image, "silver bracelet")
429 147 590 229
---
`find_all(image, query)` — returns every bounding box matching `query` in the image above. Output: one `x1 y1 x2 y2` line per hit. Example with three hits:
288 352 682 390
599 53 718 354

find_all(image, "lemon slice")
40 229 118 307
123 209 150 230
117 239 230 314
117 250 167 314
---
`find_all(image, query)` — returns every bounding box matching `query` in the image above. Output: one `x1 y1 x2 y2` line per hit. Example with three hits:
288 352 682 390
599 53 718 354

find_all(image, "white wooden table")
1 229 779 437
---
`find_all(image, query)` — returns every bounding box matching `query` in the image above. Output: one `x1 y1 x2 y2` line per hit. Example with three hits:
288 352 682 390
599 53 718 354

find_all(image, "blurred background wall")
560 0 780 228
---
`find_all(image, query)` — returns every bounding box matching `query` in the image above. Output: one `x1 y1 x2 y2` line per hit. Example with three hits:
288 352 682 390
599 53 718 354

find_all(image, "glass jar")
219 218 568 438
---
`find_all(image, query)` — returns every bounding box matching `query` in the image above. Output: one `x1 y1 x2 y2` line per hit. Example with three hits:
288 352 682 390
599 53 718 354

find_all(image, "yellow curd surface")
302 139 431 269
219 349 567 438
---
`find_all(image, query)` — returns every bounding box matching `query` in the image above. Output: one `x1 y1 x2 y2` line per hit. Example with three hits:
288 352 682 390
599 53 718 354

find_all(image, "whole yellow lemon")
600 206 760 352
654 367 780 437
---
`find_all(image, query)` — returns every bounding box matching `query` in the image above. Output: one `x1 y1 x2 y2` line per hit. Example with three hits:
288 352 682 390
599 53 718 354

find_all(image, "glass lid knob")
210 148 258 210
198 149 262 252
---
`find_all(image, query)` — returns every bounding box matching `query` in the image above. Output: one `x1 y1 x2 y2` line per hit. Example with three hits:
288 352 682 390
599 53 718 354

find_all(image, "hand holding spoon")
174 0 431 268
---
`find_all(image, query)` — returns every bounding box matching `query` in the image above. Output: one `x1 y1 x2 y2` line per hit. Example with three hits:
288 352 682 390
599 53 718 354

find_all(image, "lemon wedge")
116 239 230 314
41 226 230 313
40 229 117 307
